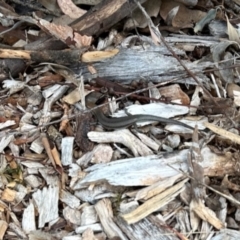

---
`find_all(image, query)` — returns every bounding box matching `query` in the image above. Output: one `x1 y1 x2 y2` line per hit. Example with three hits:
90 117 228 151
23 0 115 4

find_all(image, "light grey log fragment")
73 147 234 188
61 137 74 166
22 201 36 233
78 45 214 84
74 152 188 188
32 185 59 228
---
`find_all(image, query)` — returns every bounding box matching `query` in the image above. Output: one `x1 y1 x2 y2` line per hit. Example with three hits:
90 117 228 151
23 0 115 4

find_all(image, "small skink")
92 108 194 130
86 92 194 130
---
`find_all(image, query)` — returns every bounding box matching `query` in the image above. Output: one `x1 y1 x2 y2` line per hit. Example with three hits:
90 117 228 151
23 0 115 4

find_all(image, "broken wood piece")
22 202 36 234
0 49 82 65
70 0 147 36
8 223 27 239
0 220 8 240
60 190 81 209
78 44 214 83
61 137 74 166
204 122 240 145
95 198 128 240
135 175 181 201
81 49 119 62
133 131 159 151
116 215 179 240
190 199 225 230
73 147 236 189
63 206 81 225
0 48 119 65
122 178 189 224
32 185 59 228
88 129 154 157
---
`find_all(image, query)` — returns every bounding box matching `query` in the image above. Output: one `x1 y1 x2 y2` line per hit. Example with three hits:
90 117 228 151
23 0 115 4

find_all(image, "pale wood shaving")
60 189 81 208
190 200 225 230
22 201 36 233
0 220 8 239
63 206 81 225
122 178 189 224
32 185 59 228
61 137 74 166
135 175 181 200
75 223 102 234
88 129 153 156
95 198 128 240
81 205 98 225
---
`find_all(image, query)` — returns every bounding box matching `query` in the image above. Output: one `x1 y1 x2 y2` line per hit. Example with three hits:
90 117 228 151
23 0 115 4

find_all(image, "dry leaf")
160 0 206 28
124 0 161 29
159 84 190 105
57 0 86 19
38 19 92 48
